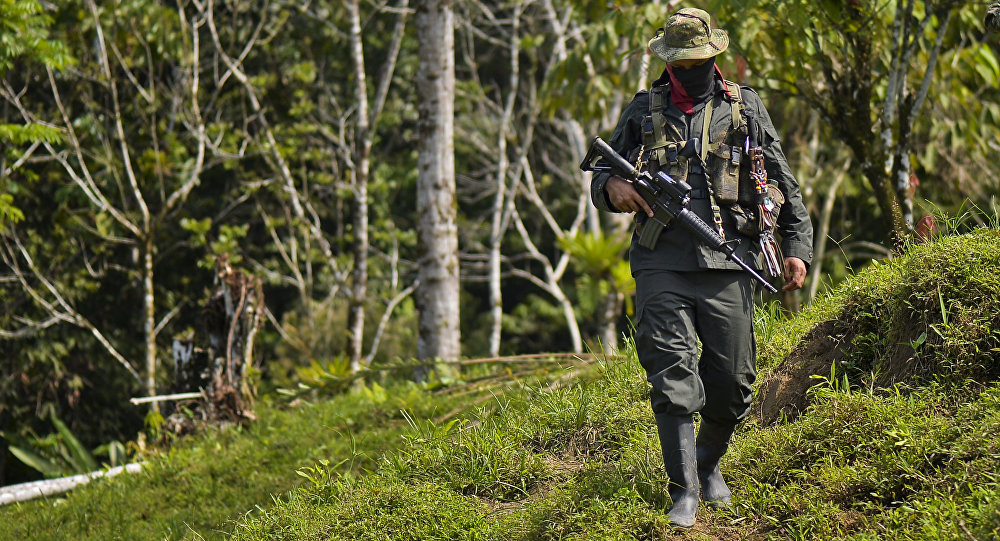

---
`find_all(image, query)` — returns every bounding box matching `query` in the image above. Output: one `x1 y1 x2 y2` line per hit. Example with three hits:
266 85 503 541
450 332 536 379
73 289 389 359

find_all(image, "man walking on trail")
590 7 813 528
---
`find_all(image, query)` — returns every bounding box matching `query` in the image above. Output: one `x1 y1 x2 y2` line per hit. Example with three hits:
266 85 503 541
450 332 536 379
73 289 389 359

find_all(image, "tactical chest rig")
634 81 783 250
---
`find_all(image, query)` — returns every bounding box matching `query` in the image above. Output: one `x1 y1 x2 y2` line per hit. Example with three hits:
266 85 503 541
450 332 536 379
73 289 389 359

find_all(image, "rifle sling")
700 98 726 239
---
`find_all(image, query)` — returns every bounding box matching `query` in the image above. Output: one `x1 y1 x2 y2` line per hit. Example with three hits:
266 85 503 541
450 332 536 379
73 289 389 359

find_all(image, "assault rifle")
580 136 778 294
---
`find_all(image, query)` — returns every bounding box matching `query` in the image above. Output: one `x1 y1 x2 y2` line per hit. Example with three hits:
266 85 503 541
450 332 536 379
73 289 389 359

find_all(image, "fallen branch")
129 392 202 405
0 463 143 507
458 352 593 365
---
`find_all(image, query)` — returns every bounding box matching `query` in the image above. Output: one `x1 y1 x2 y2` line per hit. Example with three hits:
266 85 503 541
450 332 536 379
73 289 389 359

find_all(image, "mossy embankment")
3 230 1000 540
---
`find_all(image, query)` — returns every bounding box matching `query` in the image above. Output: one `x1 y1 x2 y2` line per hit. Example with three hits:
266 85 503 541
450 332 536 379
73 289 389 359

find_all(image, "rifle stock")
580 137 637 179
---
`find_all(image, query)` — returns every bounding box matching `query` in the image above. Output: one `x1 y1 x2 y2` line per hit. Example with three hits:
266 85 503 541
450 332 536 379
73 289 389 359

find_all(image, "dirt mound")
754 320 848 425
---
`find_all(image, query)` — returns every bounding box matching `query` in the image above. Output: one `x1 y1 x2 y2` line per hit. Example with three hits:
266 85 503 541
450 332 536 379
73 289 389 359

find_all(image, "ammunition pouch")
642 142 690 182
728 204 756 236
706 142 743 204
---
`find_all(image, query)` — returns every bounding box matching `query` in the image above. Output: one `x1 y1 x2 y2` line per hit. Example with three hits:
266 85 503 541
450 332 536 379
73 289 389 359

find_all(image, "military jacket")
591 78 814 273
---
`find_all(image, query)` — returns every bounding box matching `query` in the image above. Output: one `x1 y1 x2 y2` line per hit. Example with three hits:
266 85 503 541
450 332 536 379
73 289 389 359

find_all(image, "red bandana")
665 64 729 114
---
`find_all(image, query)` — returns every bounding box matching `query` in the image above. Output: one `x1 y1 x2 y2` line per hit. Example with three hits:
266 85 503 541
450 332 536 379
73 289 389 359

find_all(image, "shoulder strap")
701 98 714 163
723 79 742 102
649 84 669 114
723 80 745 131
647 86 674 166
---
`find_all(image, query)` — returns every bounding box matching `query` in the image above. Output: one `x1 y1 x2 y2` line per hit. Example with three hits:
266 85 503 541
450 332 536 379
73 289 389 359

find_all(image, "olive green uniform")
592 77 813 423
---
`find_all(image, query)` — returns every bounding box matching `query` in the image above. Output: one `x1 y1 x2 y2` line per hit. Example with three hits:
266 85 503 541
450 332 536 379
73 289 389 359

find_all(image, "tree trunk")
808 168 847 302
487 6 522 358
142 237 158 413
597 291 622 353
414 0 460 377
347 0 370 373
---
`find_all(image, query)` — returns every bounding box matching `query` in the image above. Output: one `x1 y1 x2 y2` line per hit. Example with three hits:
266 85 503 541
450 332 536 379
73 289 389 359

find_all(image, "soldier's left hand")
782 257 807 291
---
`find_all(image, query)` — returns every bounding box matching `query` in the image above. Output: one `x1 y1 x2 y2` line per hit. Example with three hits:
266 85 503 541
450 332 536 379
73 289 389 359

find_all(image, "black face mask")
672 60 717 101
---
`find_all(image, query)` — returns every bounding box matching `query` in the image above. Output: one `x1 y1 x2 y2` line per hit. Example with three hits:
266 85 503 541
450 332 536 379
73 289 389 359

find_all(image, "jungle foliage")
2 228 999 539
2 0 1000 489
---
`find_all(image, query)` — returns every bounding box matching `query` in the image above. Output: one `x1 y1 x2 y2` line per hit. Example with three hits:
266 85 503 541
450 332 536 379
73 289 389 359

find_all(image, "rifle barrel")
673 208 778 293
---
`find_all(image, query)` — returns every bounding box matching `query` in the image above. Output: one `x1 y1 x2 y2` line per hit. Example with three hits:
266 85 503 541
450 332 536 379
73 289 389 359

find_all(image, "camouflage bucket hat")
647 8 729 63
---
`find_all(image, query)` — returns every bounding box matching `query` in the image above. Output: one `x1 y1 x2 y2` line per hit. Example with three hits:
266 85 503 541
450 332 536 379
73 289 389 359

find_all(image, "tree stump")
169 255 264 428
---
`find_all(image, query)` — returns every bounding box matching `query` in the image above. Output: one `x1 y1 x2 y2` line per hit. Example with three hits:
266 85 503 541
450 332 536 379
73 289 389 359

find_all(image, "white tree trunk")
487 6 523 358
809 169 847 302
415 0 461 370
347 0 370 373
143 239 158 412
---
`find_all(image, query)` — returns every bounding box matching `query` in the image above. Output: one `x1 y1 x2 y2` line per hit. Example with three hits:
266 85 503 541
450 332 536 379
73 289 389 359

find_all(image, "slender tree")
344 0 410 373
414 0 461 374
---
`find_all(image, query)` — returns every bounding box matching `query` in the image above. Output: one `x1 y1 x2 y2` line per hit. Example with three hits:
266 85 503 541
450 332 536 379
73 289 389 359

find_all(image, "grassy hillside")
230 230 1000 540
0 359 588 540
2 229 1000 540
0 391 416 540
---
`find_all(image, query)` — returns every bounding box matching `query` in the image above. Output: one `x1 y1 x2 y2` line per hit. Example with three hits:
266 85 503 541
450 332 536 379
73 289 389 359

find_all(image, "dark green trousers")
633 269 757 424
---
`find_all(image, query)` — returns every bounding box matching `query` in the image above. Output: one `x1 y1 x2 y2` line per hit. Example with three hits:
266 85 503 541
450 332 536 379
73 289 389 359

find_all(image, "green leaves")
2 411 101 478
0 193 25 227
52 413 98 473
559 231 627 274
180 217 212 246
0 123 63 145
3 432 64 478
285 61 317 84
540 3 656 120
973 45 1000 87
208 224 249 266
0 0 72 75
182 217 248 268
558 230 635 322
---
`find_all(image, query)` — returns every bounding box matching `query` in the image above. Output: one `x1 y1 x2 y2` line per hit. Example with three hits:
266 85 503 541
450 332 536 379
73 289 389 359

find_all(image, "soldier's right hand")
606 176 654 217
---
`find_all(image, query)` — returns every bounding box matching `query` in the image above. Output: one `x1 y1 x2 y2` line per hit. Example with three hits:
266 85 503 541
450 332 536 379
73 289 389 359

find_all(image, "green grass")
0 381 487 540
4 229 1000 540
226 230 1000 540
226 363 1000 540
0 358 589 541
732 382 1000 539
230 351 677 541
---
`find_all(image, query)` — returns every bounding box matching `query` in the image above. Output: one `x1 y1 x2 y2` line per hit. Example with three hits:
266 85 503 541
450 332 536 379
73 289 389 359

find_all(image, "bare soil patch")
754 320 848 425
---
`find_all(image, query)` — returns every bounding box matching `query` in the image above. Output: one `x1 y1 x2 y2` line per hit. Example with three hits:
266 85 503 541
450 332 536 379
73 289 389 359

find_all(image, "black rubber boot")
696 418 737 508
655 413 699 528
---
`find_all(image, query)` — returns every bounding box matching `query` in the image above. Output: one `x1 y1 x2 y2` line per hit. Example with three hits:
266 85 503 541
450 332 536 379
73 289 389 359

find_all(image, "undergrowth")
4 230 1000 540
228 229 1000 540
0 381 487 540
